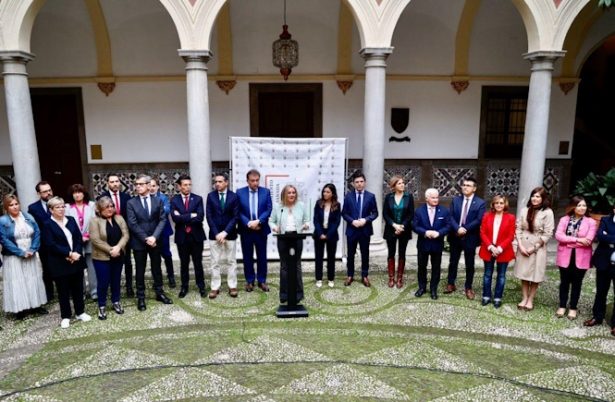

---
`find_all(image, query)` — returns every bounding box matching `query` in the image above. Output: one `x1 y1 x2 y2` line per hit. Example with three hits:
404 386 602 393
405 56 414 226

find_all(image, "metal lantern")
272 1 298 81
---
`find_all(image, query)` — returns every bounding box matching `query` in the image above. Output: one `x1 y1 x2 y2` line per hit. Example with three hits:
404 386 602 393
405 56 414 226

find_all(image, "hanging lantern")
272 0 298 81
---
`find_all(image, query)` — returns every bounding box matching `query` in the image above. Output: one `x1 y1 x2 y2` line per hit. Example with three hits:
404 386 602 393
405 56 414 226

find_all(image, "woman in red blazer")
479 195 516 308
554 196 597 320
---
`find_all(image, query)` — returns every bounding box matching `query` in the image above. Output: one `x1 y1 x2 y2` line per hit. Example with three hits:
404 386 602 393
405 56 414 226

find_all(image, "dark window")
480 86 529 158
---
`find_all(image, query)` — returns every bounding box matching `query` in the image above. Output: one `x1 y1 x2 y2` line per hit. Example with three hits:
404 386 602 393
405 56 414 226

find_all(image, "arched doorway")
572 34 615 187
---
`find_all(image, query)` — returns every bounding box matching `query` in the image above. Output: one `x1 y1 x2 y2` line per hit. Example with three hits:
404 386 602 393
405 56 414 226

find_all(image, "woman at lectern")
270 184 310 304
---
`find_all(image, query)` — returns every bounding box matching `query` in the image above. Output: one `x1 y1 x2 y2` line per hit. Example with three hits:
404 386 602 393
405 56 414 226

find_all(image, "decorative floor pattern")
0 264 614 401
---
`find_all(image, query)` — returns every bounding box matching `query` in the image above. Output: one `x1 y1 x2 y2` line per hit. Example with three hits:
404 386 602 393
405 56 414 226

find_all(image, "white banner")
230 137 347 259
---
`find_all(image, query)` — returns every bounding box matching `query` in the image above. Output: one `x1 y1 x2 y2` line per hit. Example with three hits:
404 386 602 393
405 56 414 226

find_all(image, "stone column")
0 51 41 207
179 50 213 197
517 51 565 216
360 47 393 250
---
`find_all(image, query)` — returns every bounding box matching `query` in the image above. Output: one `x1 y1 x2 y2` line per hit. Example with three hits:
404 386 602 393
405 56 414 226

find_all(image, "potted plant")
573 167 615 222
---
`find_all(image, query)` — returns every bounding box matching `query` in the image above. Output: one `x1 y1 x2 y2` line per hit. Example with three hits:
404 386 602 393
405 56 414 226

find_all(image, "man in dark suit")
206 173 240 298
445 177 486 300
27 180 55 301
237 169 273 292
150 178 177 288
126 174 173 311
170 174 207 298
413 188 451 300
97 173 135 297
342 171 379 287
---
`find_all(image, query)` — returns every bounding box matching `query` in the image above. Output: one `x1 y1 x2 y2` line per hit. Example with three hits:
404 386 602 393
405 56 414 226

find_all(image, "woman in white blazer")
270 184 310 304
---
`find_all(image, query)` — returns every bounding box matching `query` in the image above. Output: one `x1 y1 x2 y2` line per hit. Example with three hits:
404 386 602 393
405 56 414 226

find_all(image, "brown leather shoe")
362 277 371 287
246 283 254 292
387 259 395 288
344 277 353 286
465 289 475 300
229 288 238 298
444 284 456 294
396 259 405 289
583 318 603 327
208 289 220 299
258 282 270 292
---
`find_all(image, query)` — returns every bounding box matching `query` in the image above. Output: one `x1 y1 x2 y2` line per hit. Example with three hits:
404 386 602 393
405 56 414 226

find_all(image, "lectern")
274 232 311 318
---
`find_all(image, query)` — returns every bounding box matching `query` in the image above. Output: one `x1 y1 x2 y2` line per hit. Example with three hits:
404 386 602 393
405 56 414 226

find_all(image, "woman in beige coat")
513 187 554 311
90 196 130 320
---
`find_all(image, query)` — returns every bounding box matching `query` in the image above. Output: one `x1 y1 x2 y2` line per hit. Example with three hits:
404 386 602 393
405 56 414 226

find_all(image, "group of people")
1 170 615 338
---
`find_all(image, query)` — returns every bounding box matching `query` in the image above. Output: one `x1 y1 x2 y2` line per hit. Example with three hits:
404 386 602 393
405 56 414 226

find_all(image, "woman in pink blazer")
479 195 516 308
555 196 597 320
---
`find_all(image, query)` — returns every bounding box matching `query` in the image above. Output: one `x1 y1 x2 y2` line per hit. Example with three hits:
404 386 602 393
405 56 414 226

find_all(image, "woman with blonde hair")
383 176 414 288
0 195 48 319
270 184 309 304
478 195 515 308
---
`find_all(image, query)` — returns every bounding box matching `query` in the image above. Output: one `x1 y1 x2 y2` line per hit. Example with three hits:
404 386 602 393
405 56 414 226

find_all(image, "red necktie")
184 196 191 233
114 193 121 215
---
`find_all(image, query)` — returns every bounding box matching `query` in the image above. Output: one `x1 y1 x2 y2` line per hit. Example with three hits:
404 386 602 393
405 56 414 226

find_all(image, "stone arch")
343 0 411 49
0 0 47 52
453 0 482 78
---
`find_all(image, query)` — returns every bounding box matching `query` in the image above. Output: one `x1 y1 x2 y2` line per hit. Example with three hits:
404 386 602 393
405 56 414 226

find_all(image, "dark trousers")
448 242 476 289
592 265 615 325
177 234 205 290
54 270 85 319
314 237 337 281
123 243 134 289
559 252 587 310
483 258 509 300
386 237 409 260
417 249 442 291
278 237 304 302
347 234 370 278
40 250 55 300
162 235 175 279
241 231 268 284
134 245 164 299
93 258 123 307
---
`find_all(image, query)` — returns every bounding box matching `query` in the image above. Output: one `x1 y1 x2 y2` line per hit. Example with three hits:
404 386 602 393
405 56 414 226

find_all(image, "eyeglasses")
461 184 475 187
135 182 148 186
39 189 52 194
53 205 66 209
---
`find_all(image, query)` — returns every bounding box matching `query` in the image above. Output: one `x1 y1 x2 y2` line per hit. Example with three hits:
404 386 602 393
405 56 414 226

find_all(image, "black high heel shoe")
98 306 107 321
112 302 124 315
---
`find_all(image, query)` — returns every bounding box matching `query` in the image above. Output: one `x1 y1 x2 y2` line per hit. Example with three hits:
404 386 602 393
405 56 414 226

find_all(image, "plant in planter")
573 167 615 215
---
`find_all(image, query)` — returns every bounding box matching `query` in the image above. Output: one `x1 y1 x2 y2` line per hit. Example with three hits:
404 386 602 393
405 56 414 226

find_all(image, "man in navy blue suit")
126 174 173 311
27 181 55 301
445 177 485 300
413 188 451 300
237 169 273 292
150 178 177 288
97 173 134 297
170 174 207 299
206 173 240 298
342 171 378 287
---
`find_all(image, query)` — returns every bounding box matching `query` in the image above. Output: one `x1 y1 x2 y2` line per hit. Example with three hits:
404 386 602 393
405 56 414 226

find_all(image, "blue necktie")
143 197 149 217
357 192 363 219
250 191 257 220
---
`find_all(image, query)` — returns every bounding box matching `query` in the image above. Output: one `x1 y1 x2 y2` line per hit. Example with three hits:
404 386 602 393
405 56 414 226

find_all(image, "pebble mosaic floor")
0 262 614 401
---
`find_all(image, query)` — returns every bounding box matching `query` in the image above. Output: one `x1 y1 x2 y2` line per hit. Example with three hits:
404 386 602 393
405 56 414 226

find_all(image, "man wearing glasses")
126 174 173 311
445 177 486 300
28 181 55 302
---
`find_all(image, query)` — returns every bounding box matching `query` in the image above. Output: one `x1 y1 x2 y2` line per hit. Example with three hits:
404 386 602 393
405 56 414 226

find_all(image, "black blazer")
126 195 167 250
313 203 341 241
383 192 414 241
592 216 615 270
205 190 239 241
42 216 85 278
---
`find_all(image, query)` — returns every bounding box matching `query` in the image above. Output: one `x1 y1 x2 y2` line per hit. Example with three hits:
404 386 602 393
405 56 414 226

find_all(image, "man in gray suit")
126 174 173 311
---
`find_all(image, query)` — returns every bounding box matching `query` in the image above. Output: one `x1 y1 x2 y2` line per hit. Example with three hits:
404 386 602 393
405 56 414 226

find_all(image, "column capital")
360 47 393 60
179 49 213 63
523 50 566 71
0 50 35 63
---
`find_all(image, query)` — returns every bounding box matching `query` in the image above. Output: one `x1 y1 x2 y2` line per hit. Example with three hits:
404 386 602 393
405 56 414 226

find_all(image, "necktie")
429 207 435 226
357 192 363 219
46 205 51 217
184 196 191 233
114 193 121 215
220 192 225 210
143 197 149 217
461 198 470 226
251 191 257 220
